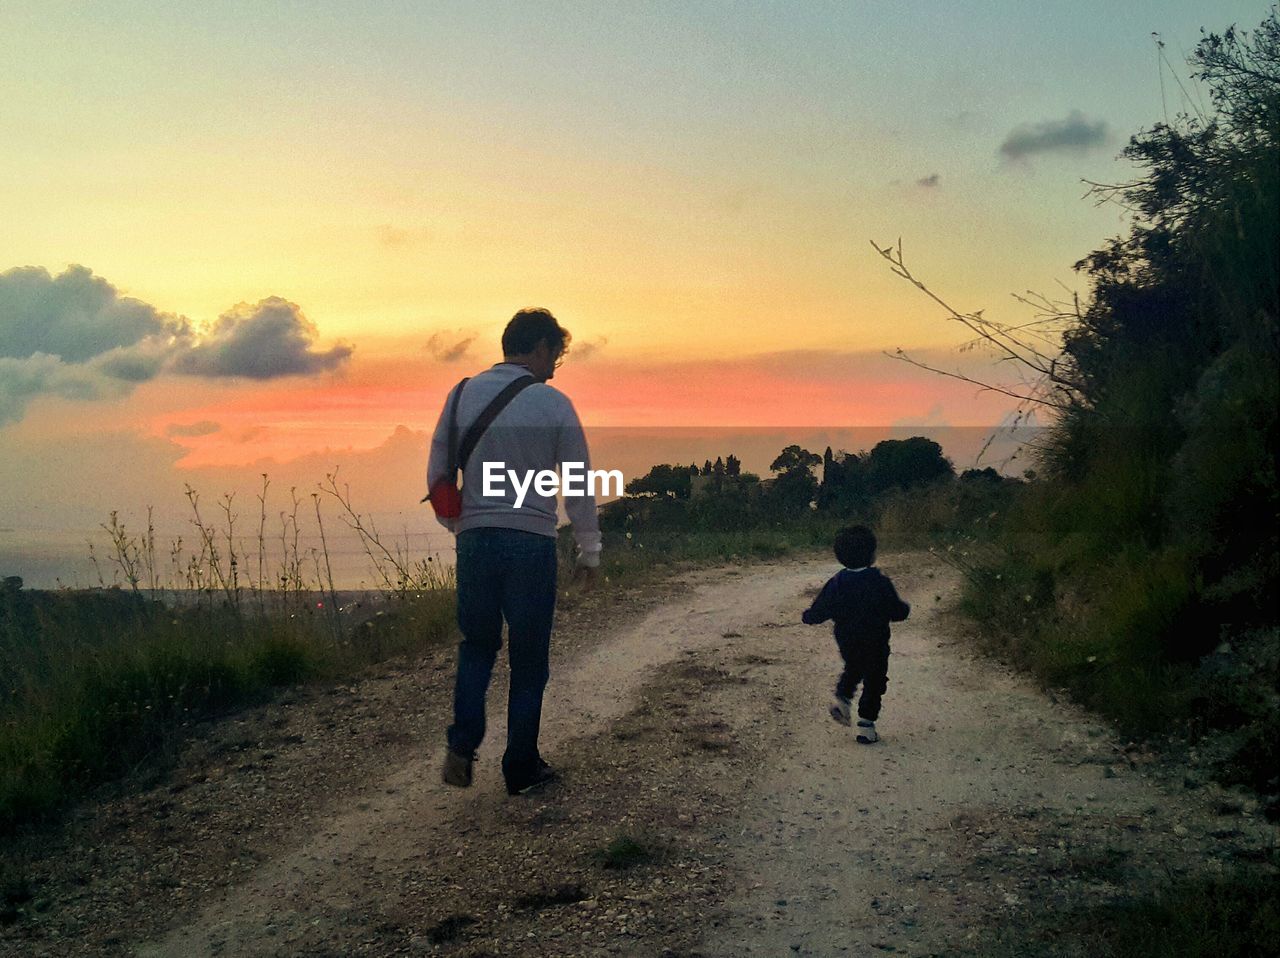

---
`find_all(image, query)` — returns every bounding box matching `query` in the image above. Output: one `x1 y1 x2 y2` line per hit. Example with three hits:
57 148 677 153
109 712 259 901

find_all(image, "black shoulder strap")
458 375 537 471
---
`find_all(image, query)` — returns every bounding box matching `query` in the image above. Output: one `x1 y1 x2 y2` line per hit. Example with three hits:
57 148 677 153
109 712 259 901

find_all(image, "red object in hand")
429 478 462 519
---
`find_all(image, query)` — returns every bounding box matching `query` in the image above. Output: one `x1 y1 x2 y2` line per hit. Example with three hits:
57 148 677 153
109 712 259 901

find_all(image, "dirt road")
3 552 1273 957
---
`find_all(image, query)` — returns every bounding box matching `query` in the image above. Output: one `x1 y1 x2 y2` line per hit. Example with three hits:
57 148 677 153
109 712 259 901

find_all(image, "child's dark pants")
835 637 890 721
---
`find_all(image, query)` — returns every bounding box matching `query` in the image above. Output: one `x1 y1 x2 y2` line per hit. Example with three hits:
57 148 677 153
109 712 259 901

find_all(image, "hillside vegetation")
952 14 1278 806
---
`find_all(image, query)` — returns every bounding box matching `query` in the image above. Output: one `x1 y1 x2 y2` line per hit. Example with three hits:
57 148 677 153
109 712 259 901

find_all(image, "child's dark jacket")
802 567 910 645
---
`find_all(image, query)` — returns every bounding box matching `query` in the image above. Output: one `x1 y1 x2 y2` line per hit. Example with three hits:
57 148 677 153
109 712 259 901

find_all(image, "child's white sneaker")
856 719 879 744
829 696 852 727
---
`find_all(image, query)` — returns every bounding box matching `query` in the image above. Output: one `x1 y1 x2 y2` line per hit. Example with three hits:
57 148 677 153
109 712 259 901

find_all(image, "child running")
801 525 910 744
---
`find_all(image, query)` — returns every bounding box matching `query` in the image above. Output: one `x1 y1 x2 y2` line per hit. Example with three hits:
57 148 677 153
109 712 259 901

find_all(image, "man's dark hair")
834 525 876 568
502 308 571 357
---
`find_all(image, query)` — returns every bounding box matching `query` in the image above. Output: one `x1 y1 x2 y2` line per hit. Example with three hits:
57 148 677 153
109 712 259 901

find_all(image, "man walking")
427 308 601 795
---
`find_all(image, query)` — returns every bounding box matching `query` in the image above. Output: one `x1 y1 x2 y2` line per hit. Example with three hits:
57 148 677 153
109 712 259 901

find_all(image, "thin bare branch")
871 241 1061 379
886 349 1070 410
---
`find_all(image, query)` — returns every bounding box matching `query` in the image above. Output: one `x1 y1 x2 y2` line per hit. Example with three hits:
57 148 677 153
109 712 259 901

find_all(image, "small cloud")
165 420 221 438
999 110 1110 161
946 110 983 132
570 337 608 361
891 402 951 429
425 331 476 363
916 173 941 189
375 224 431 248
174 297 353 380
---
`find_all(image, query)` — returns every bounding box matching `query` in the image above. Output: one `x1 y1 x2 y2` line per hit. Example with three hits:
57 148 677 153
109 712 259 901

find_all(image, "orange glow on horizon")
152 349 1018 469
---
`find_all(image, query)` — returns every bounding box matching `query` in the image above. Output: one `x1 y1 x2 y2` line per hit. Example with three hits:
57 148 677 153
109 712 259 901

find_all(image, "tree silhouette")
625 464 693 499
770 445 822 476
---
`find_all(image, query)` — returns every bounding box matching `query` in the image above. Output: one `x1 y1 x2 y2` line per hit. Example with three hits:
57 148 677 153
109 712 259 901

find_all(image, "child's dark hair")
834 525 876 568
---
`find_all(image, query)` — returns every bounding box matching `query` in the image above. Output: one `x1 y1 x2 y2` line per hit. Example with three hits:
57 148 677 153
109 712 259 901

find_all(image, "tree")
725 454 741 477
770 445 822 476
767 444 821 513
865 438 954 492
625 464 693 499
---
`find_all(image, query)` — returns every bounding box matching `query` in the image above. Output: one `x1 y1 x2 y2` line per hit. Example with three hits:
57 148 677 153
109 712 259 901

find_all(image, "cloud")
172 297 353 380
0 266 354 424
0 264 189 364
999 110 1110 161
891 401 950 429
916 173 940 189
0 265 193 423
91 336 185 383
945 110 983 132
165 419 221 438
425 331 476 363
569 336 608 361
0 354 119 425
375 224 431 248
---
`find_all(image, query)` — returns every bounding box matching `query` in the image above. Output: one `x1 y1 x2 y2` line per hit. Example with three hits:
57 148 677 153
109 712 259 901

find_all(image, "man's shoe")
829 696 852 727
856 719 879 744
506 760 557 796
442 749 473 787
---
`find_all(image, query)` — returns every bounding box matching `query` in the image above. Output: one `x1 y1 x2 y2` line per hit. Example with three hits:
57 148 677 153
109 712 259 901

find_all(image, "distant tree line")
610 435 1007 532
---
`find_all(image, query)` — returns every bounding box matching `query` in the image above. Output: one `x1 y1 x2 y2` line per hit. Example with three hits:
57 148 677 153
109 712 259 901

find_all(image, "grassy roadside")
947 478 1279 800
951 871 1280 958
0 585 456 835
0 475 471 835
933 485 1279 955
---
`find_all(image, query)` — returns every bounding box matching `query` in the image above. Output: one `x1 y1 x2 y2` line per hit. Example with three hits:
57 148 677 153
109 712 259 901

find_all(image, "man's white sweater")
426 362 602 567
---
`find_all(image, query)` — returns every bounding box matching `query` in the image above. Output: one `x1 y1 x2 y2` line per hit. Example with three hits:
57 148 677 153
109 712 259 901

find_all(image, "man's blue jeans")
446 527 558 783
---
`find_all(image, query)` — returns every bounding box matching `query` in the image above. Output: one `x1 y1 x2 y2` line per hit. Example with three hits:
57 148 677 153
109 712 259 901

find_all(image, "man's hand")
571 562 600 591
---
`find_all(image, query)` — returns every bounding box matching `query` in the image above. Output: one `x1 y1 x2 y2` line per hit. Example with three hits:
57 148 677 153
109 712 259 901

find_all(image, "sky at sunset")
2 1 1271 584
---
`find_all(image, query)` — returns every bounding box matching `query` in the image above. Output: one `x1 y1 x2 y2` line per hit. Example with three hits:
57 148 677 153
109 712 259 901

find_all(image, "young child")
801 525 910 744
